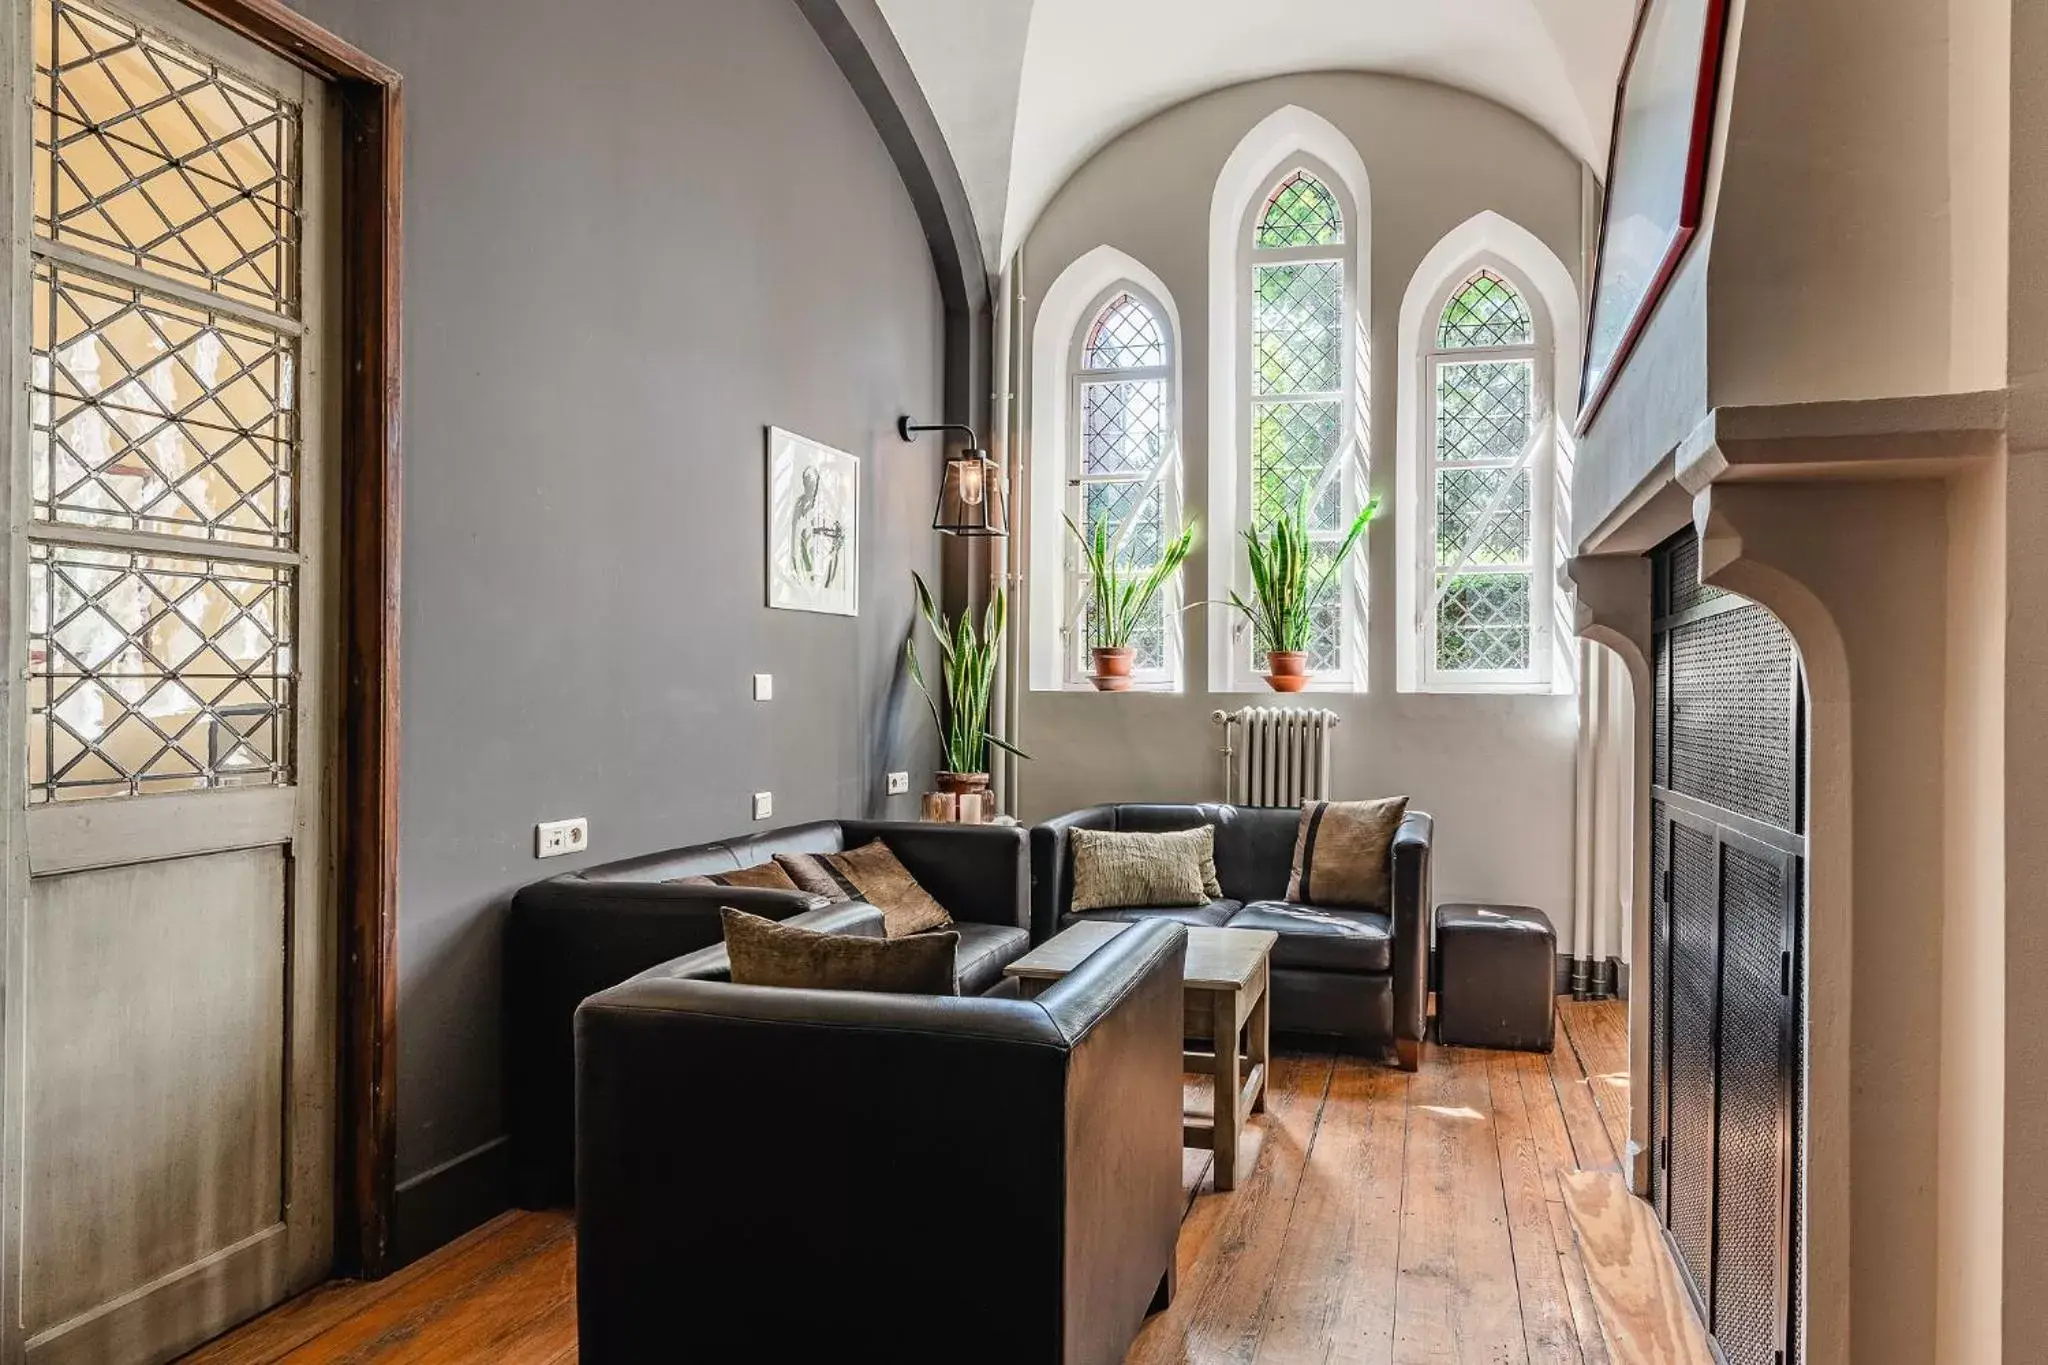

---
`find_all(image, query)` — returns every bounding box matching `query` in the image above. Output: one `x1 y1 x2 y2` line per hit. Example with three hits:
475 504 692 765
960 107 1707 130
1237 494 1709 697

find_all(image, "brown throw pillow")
1286 797 1410 908
774 840 952 937
720 908 957 995
673 860 829 908
1068 827 1218 912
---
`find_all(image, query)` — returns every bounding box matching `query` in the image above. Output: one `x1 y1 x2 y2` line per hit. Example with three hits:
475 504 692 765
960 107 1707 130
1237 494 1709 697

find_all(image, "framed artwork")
1578 0 1732 431
766 427 860 616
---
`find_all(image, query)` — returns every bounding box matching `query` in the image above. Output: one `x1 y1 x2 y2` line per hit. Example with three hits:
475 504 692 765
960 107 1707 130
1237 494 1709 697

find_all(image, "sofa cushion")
1068 827 1219 911
1285 797 1410 908
672 860 828 906
776 840 952 937
952 922 1032 996
720 908 958 995
1062 899 1242 932
1229 901 1393 973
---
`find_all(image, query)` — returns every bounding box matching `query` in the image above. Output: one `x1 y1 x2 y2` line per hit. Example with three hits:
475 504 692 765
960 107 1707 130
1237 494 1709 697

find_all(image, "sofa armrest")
1389 811 1434 1071
503 877 821 1208
1028 805 1119 942
839 819 1029 932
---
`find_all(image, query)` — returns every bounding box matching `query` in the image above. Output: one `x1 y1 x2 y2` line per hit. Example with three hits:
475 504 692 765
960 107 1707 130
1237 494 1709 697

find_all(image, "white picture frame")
766 427 860 616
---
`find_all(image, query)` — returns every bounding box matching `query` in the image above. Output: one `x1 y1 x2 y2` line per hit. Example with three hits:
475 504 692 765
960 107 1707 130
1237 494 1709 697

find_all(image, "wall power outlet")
885 772 910 795
536 817 588 858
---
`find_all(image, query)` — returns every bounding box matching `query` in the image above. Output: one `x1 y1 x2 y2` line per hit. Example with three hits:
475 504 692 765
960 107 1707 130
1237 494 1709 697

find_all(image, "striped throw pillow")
1285 797 1410 908
1068 827 1219 912
774 840 952 938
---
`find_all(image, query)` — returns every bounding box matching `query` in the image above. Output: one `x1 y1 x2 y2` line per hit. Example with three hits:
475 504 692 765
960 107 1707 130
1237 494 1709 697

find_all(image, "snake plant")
1064 513 1198 651
1228 486 1379 655
905 571 1029 775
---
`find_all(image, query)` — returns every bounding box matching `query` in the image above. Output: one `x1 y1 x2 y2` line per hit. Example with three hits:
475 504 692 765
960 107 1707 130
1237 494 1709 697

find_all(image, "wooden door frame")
169 0 404 1279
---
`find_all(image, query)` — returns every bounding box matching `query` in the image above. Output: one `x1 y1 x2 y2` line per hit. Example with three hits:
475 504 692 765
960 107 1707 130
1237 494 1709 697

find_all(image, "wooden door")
1 0 339 1359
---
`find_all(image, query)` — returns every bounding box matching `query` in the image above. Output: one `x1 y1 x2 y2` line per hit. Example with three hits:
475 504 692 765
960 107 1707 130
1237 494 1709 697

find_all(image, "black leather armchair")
506 818 1030 1207
1031 803 1432 1067
574 919 1188 1365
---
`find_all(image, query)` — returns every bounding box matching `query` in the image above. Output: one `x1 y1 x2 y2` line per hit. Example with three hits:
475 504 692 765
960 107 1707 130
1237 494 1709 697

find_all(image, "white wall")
1015 72 1586 934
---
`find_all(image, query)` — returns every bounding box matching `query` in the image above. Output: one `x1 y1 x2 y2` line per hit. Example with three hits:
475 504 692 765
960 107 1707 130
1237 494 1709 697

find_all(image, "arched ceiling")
874 0 1637 269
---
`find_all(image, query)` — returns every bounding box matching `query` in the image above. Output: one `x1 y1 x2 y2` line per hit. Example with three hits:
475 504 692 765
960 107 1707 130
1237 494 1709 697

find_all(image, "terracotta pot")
1265 651 1312 693
936 771 992 797
1089 647 1136 691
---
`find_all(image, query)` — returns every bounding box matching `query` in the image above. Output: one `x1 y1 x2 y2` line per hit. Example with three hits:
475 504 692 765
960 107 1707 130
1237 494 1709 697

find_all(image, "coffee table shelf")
1005 921 1276 1191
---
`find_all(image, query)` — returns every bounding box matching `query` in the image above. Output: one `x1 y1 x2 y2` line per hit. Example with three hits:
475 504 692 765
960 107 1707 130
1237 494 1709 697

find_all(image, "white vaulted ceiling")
875 0 1637 268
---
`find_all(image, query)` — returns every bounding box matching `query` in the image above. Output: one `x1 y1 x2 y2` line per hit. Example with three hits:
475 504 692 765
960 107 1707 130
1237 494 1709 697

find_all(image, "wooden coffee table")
1005 921 1276 1191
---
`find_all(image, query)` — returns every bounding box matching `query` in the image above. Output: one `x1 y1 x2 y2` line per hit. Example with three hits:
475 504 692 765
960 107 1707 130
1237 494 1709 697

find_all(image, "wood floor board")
1561 1171 1715 1365
192 1002 1698 1365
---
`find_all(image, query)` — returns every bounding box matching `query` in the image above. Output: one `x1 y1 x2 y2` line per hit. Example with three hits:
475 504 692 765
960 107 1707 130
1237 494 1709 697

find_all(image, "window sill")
1408 679 1563 697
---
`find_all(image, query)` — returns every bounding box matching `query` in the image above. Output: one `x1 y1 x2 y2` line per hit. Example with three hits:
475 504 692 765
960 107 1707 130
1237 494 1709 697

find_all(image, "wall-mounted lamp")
899 416 1008 537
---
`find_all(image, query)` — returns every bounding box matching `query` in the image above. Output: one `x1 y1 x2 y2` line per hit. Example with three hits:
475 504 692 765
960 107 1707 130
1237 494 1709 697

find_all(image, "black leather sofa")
1032 803 1432 1068
505 818 1031 1207
575 916 1188 1365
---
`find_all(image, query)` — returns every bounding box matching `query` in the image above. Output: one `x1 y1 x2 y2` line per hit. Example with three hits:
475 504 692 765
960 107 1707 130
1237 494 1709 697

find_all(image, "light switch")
753 673 773 701
752 792 774 821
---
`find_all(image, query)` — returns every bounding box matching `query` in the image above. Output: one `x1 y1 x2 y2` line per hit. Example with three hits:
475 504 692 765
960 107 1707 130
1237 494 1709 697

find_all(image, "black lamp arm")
898 416 984 448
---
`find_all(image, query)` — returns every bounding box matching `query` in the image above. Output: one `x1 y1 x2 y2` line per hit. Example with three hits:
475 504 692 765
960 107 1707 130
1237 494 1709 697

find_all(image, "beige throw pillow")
1069 827 1220 912
673 860 829 908
1286 797 1410 908
720 908 958 995
773 840 952 938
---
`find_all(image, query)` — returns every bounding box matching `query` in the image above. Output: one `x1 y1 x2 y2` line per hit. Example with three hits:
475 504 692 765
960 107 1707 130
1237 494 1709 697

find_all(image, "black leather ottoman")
1434 903 1556 1052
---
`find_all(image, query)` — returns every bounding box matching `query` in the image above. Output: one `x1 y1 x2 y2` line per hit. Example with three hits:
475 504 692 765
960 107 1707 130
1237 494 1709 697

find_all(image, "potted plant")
1064 514 1198 690
1226 487 1379 692
905 571 1028 801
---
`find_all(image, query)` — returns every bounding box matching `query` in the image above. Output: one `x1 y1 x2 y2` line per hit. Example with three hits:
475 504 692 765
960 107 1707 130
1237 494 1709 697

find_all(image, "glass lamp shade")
932 451 1009 536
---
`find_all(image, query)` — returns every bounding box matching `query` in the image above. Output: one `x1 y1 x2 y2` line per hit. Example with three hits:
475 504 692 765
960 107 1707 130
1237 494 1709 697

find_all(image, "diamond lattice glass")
1436 467 1531 567
34 0 300 309
1436 360 1532 465
1083 292 1165 370
1251 400 1341 529
28 541 294 802
1253 263 1342 396
1438 270 1532 349
33 260 295 548
1435 572 1532 672
1081 378 1166 477
1255 171 1343 249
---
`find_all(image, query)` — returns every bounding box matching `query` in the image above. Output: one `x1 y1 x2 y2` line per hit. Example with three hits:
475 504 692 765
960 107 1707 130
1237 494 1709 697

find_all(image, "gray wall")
286 0 944 1241
1017 73 1585 931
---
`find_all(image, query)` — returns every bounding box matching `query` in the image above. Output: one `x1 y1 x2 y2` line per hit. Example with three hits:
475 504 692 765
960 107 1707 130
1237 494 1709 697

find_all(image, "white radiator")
1211 706 1341 807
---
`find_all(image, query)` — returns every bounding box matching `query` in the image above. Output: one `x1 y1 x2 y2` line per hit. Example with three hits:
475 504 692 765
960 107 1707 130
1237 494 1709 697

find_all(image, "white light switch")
886 771 910 795
752 792 774 821
753 673 773 701
536 817 588 859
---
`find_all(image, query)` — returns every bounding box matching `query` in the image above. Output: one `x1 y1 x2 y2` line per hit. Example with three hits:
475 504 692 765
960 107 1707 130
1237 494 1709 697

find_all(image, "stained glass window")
1427 271 1542 678
1248 169 1351 674
1071 291 1177 679
1256 171 1344 249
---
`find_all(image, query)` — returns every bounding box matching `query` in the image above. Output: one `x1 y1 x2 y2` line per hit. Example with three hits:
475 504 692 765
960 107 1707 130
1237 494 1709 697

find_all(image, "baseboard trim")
393 1135 511 1269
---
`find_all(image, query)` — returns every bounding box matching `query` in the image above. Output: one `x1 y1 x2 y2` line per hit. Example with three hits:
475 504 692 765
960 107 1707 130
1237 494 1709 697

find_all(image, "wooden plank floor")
187 1000 1658 1364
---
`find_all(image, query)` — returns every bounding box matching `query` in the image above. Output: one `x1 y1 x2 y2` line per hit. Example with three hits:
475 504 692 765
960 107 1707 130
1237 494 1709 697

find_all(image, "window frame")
1415 259 1557 693
1223 153 1367 693
1061 283 1184 690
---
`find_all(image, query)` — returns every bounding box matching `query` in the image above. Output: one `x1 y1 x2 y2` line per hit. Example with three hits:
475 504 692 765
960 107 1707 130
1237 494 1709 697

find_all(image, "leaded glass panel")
32 260 295 548
1255 171 1343 249
1081 378 1166 477
1252 400 1341 529
1436 359 1533 466
1438 270 1532 349
34 0 301 310
1436 467 1531 566
1253 262 1341 395
1083 292 1165 370
1435 572 1531 672
1078 482 1167 672
28 542 293 802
